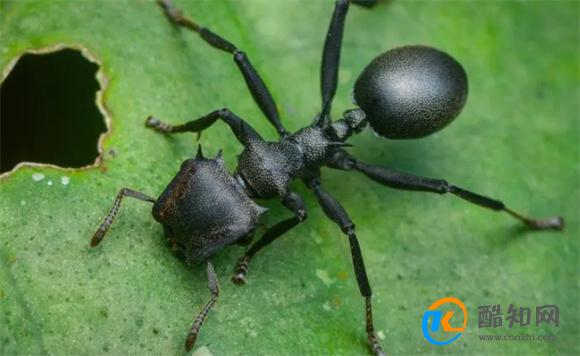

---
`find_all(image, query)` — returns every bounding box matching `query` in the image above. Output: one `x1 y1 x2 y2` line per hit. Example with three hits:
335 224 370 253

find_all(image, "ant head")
353 45 468 139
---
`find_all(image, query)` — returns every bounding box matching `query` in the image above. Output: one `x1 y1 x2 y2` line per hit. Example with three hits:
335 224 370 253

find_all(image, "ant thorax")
235 139 303 199
234 125 343 200
289 126 337 167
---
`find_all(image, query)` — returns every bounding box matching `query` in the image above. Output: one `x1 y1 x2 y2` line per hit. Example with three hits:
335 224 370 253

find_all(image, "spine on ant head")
330 108 367 141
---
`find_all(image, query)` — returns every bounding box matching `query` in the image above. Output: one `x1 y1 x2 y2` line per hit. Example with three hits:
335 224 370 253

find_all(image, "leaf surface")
0 1 578 355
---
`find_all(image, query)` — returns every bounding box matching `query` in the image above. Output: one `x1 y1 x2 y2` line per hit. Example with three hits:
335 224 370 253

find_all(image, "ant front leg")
305 177 385 356
329 150 564 230
90 188 156 247
146 108 263 147
185 260 220 352
232 191 307 285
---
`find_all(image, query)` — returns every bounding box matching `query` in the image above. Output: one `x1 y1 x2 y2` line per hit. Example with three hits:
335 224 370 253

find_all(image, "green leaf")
1 1 578 355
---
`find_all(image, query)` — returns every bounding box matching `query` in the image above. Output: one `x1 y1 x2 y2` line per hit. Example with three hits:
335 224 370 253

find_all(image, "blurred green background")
0 0 578 355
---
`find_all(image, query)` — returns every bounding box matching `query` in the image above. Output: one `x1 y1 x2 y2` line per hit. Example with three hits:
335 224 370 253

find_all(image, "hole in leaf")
1 48 107 173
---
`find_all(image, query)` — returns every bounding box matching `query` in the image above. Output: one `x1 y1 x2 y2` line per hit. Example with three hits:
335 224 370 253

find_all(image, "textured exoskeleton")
152 150 267 264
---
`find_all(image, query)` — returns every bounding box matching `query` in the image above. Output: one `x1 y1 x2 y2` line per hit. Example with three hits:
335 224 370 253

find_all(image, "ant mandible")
90 0 564 354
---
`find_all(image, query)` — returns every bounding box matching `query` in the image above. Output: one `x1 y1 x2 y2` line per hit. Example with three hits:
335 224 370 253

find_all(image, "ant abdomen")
353 45 468 139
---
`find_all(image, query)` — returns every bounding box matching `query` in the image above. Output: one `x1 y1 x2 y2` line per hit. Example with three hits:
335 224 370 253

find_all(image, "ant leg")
319 0 350 120
305 177 385 356
232 191 307 285
318 0 375 121
90 188 156 247
146 108 263 146
329 150 564 230
185 260 219 351
157 0 288 137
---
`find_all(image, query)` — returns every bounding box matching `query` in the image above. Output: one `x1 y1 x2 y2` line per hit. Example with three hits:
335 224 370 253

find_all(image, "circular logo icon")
422 297 468 345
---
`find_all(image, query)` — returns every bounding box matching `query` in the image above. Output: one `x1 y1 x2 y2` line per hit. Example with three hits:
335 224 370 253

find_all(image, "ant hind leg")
328 150 564 231
304 177 385 356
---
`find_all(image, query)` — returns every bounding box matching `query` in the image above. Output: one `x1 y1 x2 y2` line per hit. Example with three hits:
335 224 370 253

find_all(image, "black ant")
90 0 564 354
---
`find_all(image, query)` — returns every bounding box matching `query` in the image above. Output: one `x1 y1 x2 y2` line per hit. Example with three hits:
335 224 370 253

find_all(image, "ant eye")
354 45 468 139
